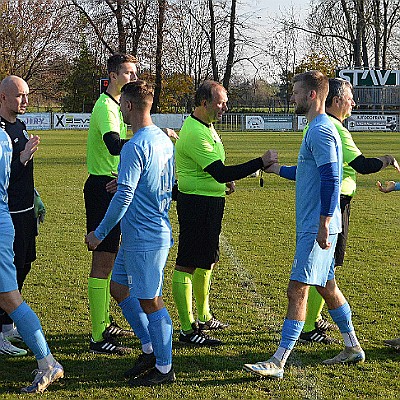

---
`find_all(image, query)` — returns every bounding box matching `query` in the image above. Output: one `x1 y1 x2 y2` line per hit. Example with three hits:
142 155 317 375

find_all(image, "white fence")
18 112 400 132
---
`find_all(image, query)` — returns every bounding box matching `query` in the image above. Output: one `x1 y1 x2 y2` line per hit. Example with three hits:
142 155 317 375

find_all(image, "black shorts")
84 174 121 253
176 192 225 270
334 195 352 267
10 209 37 287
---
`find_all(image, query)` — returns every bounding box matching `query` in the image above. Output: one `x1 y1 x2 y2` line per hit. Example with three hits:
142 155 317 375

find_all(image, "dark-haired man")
84 53 138 355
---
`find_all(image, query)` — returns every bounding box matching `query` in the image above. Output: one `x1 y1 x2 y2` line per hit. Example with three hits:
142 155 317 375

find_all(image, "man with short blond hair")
86 80 176 386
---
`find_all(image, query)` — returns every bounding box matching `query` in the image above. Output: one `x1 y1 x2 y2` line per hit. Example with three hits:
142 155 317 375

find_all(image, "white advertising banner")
297 116 308 131
151 113 189 130
246 116 265 130
245 115 293 131
53 113 91 129
264 115 292 130
18 113 51 130
347 114 397 131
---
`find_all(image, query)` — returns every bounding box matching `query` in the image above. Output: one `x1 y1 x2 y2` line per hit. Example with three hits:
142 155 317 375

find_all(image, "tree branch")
69 0 116 54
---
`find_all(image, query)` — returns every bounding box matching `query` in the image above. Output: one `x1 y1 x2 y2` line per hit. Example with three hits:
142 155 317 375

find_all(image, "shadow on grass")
1 332 399 395
0 331 279 394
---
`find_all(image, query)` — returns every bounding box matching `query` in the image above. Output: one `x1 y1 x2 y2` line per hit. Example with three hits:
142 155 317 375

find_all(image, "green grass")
0 130 399 399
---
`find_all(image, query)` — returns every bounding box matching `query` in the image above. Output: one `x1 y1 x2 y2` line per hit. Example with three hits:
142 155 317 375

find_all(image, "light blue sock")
272 319 304 366
10 302 50 360
328 302 354 333
119 296 151 345
280 318 305 350
147 307 173 367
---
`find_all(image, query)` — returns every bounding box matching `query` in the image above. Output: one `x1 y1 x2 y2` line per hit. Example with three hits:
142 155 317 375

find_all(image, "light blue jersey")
95 124 174 251
0 127 12 225
296 114 342 234
0 127 18 293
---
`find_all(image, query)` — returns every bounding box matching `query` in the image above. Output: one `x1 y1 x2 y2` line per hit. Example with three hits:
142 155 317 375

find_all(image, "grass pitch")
0 130 399 399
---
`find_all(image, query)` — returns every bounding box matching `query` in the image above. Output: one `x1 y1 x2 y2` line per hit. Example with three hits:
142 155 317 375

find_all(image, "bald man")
0 77 63 393
0 76 40 356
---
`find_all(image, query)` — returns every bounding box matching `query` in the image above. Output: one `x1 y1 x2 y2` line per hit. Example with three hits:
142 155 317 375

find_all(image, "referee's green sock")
88 277 108 342
304 286 325 333
104 274 111 327
172 270 195 332
192 268 213 323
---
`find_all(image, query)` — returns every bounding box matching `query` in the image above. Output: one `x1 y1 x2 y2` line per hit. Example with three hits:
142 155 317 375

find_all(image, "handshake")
260 150 280 175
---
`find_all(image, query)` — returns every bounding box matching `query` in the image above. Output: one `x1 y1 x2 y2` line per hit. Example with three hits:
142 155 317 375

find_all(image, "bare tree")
260 7 302 111
186 0 255 89
70 0 153 56
381 0 400 68
151 0 166 113
207 0 219 80
0 0 72 81
125 0 152 55
166 0 210 88
70 0 116 53
373 0 382 68
222 0 236 89
107 0 126 53
295 0 400 69
370 0 400 69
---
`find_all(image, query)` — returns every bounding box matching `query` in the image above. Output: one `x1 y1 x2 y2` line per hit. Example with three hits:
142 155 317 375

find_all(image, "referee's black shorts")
176 192 225 270
84 174 120 253
334 194 352 267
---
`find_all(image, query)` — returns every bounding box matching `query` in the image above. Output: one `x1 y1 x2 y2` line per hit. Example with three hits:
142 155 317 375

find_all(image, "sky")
237 0 313 81
243 0 311 19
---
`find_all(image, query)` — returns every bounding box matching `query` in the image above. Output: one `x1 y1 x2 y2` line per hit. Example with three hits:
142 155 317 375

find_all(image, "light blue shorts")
111 247 170 299
290 232 337 287
0 228 19 293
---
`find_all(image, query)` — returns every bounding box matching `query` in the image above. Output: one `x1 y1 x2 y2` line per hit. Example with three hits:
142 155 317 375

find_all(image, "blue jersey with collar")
95 124 174 251
0 127 13 232
296 114 342 234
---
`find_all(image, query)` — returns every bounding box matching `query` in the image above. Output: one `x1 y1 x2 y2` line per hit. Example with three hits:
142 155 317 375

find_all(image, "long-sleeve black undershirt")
204 158 264 183
348 154 383 174
326 112 384 175
103 131 129 156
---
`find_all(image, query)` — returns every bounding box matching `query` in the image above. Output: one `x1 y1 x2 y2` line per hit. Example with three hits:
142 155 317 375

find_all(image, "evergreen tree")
62 41 101 112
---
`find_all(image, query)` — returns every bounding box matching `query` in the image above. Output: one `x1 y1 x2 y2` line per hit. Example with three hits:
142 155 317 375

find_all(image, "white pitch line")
220 233 322 399
219 234 280 325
